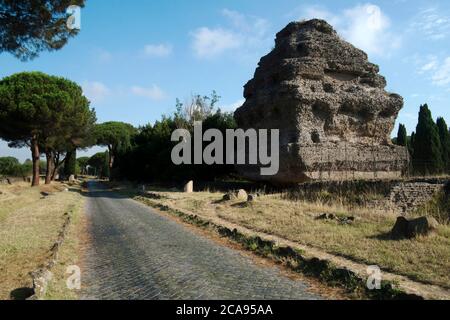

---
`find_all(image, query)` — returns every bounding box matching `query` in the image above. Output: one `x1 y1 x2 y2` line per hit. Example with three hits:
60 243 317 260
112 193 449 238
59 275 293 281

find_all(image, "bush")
0 157 34 177
419 188 450 225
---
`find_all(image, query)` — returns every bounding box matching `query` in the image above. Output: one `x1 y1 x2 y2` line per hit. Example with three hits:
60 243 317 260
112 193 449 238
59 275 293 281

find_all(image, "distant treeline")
0 157 33 178
395 104 450 175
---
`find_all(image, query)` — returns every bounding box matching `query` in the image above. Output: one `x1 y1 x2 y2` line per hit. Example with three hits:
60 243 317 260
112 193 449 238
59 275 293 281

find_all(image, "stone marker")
234 19 409 184
68 175 75 183
222 190 248 201
236 189 248 201
223 192 236 201
247 194 258 202
391 216 439 239
184 180 194 193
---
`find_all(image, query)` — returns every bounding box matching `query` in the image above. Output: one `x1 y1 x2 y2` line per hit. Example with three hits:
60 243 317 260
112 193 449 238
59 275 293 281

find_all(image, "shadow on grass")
10 287 34 300
367 232 404 241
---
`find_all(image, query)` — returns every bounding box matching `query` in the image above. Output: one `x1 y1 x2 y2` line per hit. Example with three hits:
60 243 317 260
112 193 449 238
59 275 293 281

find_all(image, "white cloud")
418 56 438 74
410 7 450 41
92 48 113 63
82 81 110 103
191 27 241 58
341 4 400 56
298 3 401 57
432 57 450 87
191 9 271 59
412 55 450 89
131 85 166 101
143 43 173 57
220 99 245 112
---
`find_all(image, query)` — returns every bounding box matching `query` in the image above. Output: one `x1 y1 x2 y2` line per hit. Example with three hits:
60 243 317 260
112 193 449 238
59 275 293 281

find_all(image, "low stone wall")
288 177 448 215
389 183 444 214
27 212 72 300
0 176 29 184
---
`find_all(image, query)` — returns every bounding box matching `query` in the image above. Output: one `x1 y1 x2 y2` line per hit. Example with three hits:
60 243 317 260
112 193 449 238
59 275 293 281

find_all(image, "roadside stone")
0 177 11 184
236 189 248 201
146 192 162 200
391 217 409 239
317 213 335 220
407 216 439 238
222 192 236 201
29 269 53 299
391 216 439 239
338 216 355 225
184 180 194 193
247 194 258 202
316 213 354 225
68 175 75 183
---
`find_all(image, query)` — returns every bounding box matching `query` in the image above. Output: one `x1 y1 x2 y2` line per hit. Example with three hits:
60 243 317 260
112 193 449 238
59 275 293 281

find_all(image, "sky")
1 0 449 162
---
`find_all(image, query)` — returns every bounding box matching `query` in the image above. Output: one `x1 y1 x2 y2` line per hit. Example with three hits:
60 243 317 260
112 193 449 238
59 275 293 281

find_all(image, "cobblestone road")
81 182 323 300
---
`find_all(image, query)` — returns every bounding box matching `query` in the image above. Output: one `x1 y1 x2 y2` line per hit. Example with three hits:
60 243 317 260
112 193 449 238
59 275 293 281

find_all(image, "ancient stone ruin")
234 19 409 184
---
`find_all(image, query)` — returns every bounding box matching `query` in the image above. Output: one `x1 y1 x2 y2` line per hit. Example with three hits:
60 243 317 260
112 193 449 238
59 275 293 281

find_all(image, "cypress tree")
409 132 415 157
436 117 450 172
396 124 408 147
412 104 443 175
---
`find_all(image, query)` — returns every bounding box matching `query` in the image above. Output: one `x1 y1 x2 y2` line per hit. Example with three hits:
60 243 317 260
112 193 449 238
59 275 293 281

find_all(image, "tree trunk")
108 145 114 169
51 153 59 181
45 151 54 184
51 152 66 181
108 146 114 181
31 136 40 187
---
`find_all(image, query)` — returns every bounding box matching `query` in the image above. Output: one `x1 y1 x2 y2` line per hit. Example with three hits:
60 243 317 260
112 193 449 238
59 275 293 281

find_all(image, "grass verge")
0 182 84 300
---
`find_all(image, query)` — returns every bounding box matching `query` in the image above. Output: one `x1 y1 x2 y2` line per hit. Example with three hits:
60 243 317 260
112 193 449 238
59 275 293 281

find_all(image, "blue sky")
1 0 449 161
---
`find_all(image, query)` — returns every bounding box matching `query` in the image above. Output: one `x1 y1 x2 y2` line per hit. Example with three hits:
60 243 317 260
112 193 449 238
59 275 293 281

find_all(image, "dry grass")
44 194 84 300
0 182 84 300
144 189 450 289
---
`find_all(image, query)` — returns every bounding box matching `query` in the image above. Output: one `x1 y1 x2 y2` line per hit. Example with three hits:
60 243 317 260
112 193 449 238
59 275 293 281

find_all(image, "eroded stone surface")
234 19 409 183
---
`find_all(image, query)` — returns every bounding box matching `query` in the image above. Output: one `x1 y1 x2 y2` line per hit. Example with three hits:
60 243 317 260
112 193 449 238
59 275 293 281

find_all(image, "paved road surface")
81 182 323 300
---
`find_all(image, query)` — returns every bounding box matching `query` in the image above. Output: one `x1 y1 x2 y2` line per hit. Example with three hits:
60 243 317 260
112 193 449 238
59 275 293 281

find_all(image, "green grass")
417 191 450 225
